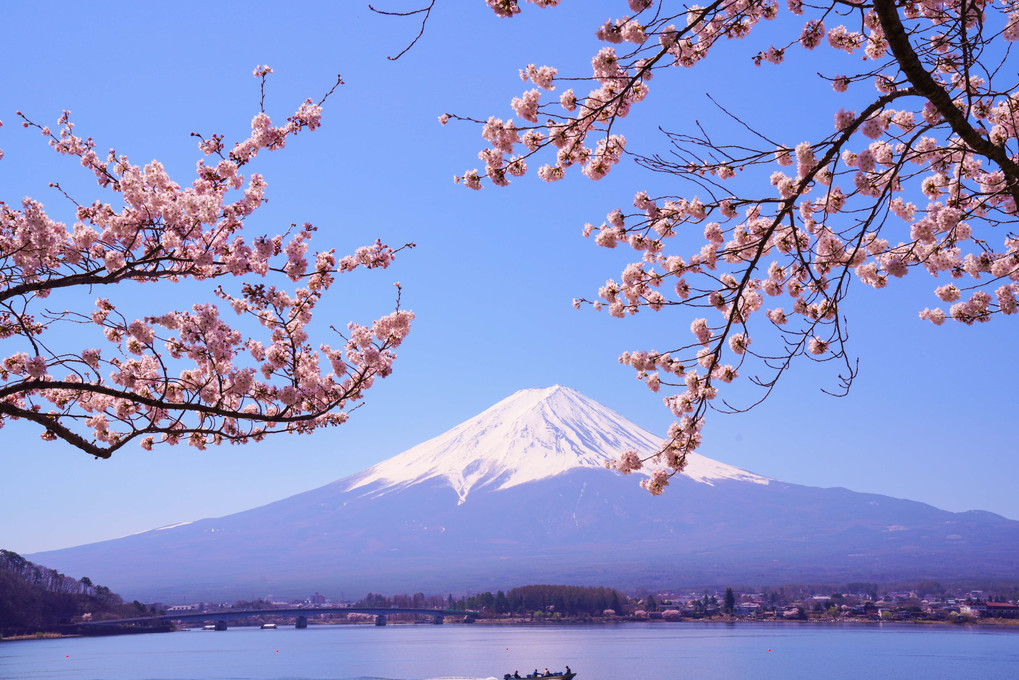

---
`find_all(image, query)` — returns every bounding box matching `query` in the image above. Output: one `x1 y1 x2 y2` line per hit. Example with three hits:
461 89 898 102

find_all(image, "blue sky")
2 1 1016 556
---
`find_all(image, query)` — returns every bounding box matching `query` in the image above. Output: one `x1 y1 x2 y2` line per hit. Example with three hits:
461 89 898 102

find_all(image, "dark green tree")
723 588 736 615
494 590 509 614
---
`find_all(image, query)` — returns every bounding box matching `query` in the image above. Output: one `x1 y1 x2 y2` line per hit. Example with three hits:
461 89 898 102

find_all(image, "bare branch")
370 0 437 60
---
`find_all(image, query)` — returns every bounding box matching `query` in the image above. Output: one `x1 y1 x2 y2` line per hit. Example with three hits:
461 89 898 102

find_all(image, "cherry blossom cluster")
0 68 412 458
459 1 1019 494
452 0 791 193
485 0 561 19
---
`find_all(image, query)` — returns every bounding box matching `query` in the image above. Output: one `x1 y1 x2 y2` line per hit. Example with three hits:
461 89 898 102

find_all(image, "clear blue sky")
2 1 1016 556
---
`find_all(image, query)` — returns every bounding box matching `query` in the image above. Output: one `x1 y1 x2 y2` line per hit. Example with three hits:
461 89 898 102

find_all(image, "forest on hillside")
0 549 147 636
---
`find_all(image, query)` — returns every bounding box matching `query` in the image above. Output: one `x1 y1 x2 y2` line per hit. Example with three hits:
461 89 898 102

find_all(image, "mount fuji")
30 386 1019 602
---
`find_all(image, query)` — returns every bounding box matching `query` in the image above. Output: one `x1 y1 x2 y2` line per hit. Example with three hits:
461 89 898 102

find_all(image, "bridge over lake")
82 606 476 632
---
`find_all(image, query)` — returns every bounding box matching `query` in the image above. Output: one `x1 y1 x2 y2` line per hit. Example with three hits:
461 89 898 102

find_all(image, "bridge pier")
215 620 227 631
295 616 308 629
375 614 386 626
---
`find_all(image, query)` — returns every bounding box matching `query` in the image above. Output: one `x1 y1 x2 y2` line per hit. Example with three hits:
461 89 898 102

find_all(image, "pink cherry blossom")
450 0 1019 494
0 69 413 459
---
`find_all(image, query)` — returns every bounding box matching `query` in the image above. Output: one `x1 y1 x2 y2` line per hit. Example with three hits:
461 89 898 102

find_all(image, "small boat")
260 623 278 629
505 671 575 680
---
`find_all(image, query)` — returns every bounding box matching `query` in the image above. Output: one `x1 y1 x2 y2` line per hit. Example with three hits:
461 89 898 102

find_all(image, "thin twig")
370 0 437 61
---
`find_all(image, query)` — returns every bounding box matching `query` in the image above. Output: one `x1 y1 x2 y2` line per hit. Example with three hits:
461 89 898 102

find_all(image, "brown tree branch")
874 0 1019 205
0 401 122 459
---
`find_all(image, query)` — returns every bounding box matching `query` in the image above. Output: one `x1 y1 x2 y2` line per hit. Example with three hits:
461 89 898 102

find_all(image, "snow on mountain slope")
346 385 768 502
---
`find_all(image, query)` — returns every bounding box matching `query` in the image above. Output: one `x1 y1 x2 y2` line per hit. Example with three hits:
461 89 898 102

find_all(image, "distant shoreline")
5 616 1019 643
0 632 69 642
468 616 1019 629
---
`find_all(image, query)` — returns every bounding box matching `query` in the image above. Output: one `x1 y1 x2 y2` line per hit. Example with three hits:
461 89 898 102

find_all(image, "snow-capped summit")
346 385 768 502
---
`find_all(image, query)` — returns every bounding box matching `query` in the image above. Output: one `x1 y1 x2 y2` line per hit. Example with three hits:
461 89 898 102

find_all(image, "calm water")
2 622 1018 680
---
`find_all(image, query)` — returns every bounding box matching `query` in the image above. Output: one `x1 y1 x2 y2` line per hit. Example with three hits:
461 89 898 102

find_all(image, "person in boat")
544 669 550 676
565 666 571 676
514 673 520 679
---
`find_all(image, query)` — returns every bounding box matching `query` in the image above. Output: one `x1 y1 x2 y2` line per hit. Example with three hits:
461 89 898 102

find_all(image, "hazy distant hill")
30 386 1019 602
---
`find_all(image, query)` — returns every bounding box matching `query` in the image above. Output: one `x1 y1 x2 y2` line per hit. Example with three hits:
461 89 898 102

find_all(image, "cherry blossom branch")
444 0 1019 494
873 0 1019 204
0 68 414 458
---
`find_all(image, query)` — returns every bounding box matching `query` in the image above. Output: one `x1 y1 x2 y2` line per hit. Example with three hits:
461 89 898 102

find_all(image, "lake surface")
2 622 1018 680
